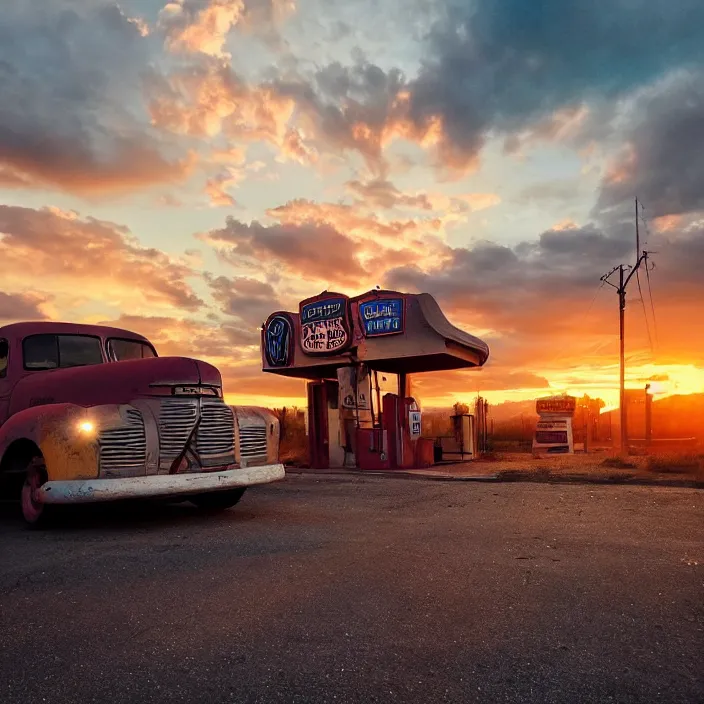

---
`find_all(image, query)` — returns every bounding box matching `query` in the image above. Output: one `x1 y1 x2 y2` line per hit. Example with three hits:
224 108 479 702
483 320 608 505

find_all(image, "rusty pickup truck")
0 322 284 525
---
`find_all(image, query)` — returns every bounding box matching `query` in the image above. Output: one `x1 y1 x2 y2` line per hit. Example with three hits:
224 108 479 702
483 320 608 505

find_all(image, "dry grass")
601 457 637 470
274 407 309 467
646 453 704 477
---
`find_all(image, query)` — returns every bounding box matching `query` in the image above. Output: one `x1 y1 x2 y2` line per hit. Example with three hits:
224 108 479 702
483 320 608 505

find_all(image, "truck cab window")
0 338 8 378
23 334 103 370
107 339 157 361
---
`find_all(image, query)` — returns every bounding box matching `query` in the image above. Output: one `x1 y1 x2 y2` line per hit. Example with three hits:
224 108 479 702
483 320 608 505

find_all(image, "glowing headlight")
78 420 96 435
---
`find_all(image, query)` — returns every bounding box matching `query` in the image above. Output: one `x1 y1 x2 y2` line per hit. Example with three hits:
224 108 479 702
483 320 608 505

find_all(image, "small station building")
261 289 490 470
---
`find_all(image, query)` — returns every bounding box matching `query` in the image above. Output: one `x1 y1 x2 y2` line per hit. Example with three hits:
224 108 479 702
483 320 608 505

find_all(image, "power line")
585 280 606 318
635 267 654 354
644 255 659 348
638 202 659 349
537 279 608 371
634 199 654 355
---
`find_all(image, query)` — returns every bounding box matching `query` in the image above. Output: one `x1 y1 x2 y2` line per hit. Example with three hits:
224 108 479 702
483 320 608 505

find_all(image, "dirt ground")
403 450 704 485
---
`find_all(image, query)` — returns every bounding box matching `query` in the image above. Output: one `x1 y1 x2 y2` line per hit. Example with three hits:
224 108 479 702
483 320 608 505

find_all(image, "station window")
23 334 103 370
0 338 8 378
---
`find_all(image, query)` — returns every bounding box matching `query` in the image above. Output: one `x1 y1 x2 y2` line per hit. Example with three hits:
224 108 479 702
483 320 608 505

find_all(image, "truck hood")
10 357 223 415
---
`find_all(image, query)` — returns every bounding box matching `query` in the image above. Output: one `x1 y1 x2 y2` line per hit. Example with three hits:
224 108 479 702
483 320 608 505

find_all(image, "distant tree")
453 401 470 416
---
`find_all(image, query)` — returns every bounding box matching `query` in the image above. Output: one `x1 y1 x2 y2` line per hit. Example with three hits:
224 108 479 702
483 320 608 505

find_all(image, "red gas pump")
382 394 419 469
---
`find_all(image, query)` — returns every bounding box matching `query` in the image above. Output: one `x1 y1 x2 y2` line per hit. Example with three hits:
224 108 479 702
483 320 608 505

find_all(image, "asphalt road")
1 476 702 704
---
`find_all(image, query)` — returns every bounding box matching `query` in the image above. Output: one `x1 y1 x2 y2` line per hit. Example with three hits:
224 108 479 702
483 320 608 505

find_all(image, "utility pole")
601 236 650 455
619 264 626 453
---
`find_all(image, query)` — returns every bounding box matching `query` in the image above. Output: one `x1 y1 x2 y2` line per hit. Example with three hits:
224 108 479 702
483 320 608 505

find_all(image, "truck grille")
158 398 235 470
197 399 235 467
239 425 268 461
99 409 146 477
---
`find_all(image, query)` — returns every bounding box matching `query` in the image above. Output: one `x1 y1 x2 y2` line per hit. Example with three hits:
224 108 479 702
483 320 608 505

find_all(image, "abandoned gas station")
261 290 490 470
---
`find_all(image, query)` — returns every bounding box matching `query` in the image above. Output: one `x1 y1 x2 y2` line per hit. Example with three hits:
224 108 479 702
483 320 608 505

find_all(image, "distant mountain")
423 399 538 422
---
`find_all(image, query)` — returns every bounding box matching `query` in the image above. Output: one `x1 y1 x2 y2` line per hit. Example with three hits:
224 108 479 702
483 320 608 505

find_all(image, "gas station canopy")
261 289 490 379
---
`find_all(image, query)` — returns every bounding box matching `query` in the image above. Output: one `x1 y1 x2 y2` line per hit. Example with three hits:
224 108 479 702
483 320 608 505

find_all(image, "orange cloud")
0 124 195 199
603 143 637 186
159 0 245 57
266 198 439 244
149 58 297 146
654 214 683 232
504 105 591 157
551 218 579 231
204 167 245 206
278 128 319 165
0 205 203 313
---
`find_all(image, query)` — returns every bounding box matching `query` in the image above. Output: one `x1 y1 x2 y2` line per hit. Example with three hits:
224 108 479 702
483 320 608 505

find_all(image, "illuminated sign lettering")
359 298 404 337
536 397 576 415
300 294 351 355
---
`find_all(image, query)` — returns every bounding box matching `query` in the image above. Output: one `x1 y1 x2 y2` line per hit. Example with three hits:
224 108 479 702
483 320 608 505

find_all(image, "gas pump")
380 394 421 469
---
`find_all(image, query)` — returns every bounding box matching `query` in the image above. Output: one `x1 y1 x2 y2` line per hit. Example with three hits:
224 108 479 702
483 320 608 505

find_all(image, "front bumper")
38 464 286 504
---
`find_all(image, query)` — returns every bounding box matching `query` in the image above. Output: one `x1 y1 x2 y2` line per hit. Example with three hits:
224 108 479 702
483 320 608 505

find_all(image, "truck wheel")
190 488 246 511
21 458 56 528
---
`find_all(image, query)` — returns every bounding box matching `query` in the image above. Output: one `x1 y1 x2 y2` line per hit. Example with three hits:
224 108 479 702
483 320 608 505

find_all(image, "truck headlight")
78 420 96 436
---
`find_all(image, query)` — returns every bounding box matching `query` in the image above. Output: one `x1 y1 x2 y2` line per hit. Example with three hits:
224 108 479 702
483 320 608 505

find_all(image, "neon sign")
263 313 294 367
300 294 351 355
359 298 404 336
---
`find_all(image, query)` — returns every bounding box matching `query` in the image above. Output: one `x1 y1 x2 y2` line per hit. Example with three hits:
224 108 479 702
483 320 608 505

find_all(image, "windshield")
108 338 157 361
23 334 103 370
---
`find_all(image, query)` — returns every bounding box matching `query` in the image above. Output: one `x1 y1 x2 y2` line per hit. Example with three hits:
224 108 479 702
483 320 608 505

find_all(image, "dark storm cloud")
386 225 633 330
272 59 407 171
200 216 366 284
206 274 284 330
0 292 49 321
406 0 704 165
0 0 188 194
595 73 704 219
386 215 704 370
267 1 704 173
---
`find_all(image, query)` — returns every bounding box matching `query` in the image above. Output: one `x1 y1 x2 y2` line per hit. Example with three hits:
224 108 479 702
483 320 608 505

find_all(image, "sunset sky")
2 0 704 409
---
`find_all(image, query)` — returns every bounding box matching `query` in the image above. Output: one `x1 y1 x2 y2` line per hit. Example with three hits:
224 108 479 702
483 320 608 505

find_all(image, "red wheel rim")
21 467 44 523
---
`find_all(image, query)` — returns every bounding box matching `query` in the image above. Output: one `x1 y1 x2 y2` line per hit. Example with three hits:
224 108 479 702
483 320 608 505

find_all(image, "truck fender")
0 403 100 482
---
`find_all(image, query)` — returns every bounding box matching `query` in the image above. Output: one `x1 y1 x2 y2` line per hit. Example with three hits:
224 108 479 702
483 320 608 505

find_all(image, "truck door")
0 338 10 425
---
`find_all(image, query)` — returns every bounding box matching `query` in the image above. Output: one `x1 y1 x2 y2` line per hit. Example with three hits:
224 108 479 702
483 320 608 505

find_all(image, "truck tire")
190 488 246 511
21 457 57 528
